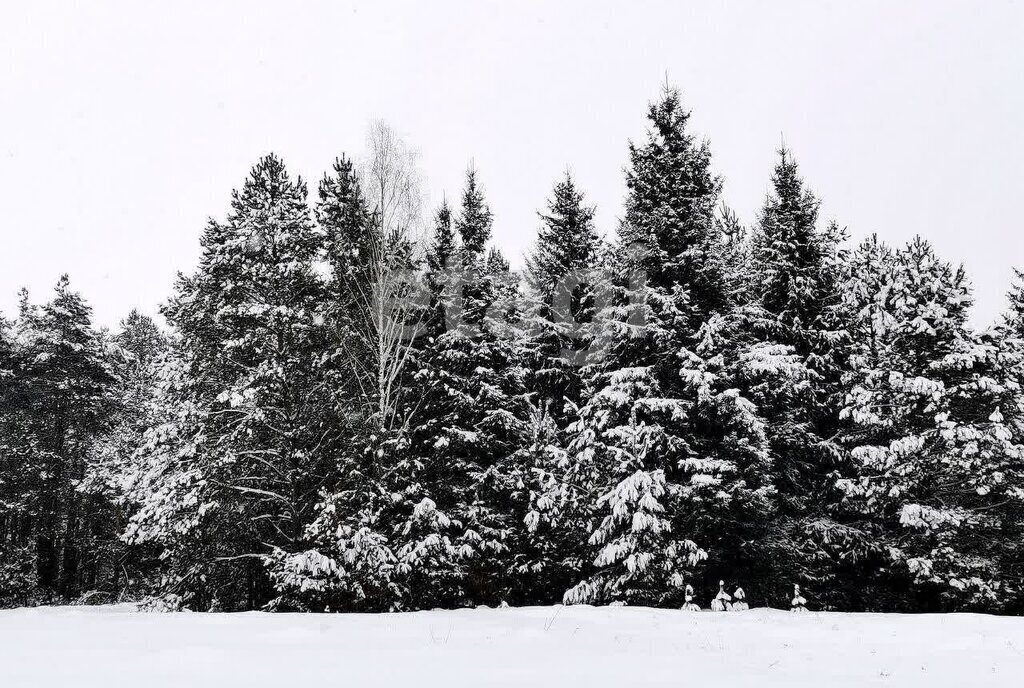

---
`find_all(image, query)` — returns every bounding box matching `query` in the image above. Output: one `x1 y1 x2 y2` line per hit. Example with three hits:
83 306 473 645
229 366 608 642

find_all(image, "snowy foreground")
2 605 1023 687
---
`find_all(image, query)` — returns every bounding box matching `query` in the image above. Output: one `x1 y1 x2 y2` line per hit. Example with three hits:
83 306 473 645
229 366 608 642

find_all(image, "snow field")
2 604 1023 687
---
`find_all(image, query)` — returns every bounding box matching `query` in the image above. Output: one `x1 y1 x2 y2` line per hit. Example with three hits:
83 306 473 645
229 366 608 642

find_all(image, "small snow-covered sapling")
711 580 732 612
791 583 807 612
681 584 700 611
731 587 748 611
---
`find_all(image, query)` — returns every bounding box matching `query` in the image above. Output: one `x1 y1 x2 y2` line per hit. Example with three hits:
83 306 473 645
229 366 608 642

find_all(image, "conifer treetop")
456 167 493 263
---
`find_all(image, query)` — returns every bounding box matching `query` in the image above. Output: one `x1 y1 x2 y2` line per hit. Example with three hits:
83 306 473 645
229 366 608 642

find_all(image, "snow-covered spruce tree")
120 348 207 610
624 96 774 597
837 236 1024 612
394 168 531 607
424 201 458 338
674 311 777 591
559 361 708 605
317 155 376 287
514 172 602 600
617 88 728 323
549 87 774 607
125 155 333 610
522 171 601 416
742 149 852 607
1 278 118 603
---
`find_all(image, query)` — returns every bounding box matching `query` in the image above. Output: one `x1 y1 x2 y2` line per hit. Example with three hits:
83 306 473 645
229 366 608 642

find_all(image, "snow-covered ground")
1 604 1022 687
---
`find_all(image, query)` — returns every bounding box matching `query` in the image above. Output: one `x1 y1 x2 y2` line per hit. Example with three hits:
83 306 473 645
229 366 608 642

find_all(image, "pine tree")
560 364 708 605
273 148 427 613
5 277 118 601
317 155 375 290
716 205 754 306
269 154 389 612
752 149 834 326
126 155 332 610
525 171 600 308
84 310 168 502
515 174 605 599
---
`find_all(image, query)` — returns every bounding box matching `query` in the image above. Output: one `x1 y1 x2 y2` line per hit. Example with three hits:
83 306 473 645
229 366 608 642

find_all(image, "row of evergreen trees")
2 87 1022 613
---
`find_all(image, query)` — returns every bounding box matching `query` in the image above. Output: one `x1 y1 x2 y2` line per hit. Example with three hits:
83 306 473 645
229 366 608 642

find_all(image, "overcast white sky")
1 1 1022 328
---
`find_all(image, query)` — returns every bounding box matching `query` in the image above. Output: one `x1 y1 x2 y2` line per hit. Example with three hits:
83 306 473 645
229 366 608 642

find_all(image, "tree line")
2 88 1022 613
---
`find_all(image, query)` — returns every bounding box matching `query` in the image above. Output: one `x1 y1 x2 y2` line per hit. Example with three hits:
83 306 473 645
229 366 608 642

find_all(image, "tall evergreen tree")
2 278 118 602
455 168 493 262
126 155 331 610
424 200 458 338
837 237 1024 611
523 171 601 415
317 155 376 301
619 86 726 319
535 88 775 606
398 168 530 606
525 172 600 307
752 149 833 325
516 173 602 598
85 310 168 500
743 149 850 603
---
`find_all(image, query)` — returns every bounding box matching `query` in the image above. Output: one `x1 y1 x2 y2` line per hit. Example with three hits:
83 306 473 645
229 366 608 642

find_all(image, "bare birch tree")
360 119 426 249
338 121 429 434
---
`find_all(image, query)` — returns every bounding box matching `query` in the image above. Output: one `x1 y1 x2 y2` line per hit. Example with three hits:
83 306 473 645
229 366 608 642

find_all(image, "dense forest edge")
2 87 1022 614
